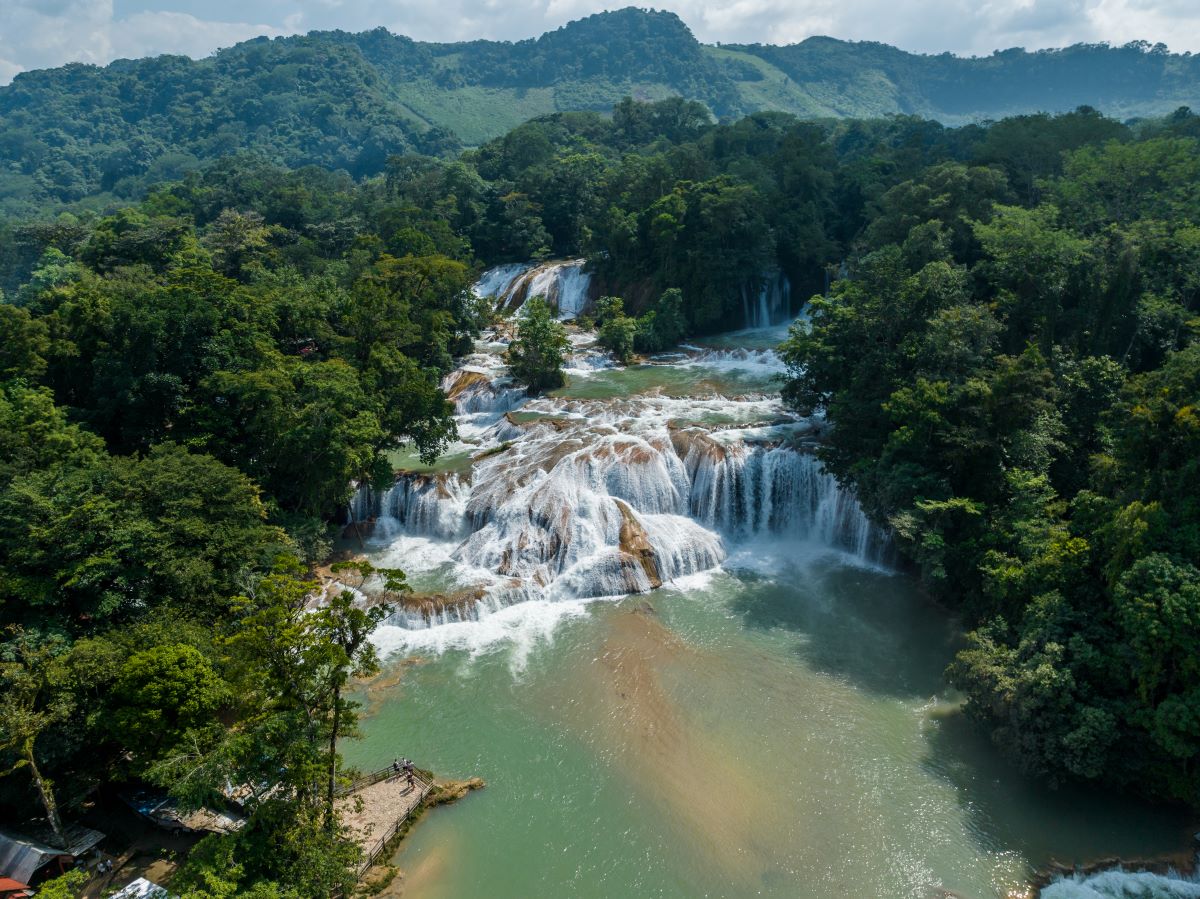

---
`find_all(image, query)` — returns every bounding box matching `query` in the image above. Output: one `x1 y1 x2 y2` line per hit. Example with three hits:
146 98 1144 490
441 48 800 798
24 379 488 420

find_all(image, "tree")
316 561 405 830
634 288 688 352
112 644 230 771
0 629 71 846
507 298 570 393
205 209 274 280
595 296 637 363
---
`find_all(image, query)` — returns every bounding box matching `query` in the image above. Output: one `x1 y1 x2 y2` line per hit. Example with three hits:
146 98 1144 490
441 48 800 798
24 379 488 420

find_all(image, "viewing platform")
335 765 432 879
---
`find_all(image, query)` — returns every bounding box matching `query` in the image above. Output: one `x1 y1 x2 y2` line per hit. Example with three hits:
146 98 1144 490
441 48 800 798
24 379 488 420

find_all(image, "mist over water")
342 267 1195 898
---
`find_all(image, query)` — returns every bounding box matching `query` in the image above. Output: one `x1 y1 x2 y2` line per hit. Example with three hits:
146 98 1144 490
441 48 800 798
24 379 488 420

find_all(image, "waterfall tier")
473 259 593 320
742 270 793 329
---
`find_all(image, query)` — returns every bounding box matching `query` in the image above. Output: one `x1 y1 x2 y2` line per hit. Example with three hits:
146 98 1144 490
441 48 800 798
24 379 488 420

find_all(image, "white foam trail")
679 346 788 377
371 597 593 670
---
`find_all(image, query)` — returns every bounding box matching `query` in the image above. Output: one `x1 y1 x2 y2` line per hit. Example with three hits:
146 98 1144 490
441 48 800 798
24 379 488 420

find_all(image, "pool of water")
346 553 1190 899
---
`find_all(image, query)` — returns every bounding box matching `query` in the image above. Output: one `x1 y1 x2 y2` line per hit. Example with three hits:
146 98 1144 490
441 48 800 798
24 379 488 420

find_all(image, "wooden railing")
353 775 433 879
334 764 410 797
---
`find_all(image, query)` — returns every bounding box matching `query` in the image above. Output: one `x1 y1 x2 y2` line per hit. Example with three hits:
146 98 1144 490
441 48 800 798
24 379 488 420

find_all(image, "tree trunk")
25 739 65 847
325 685 341 834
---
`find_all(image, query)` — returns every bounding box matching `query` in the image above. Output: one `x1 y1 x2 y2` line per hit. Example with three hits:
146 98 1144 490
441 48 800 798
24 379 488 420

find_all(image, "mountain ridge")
1 7 1197 215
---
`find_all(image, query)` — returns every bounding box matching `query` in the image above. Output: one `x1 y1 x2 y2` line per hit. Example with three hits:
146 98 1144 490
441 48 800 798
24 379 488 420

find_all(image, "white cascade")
347 306 891 629
1040 867 1200 898
742 270 792 329
673 429 886 562
472 263 530 303
352 472 470 541
473 259 593 319
442 366 526 418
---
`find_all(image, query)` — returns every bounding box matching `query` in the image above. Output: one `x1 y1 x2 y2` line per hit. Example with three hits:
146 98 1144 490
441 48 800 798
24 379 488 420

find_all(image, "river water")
342 294 1194 898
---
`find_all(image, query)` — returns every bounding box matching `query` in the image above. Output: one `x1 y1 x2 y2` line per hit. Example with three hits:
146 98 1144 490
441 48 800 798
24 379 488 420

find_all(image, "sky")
2 0 1198 85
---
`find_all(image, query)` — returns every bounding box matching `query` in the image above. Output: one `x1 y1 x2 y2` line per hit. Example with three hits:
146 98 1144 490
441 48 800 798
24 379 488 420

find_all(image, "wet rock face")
616 499 663 589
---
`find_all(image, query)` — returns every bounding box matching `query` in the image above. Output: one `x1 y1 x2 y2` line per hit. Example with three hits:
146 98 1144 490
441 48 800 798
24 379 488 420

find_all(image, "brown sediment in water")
359 657 424 718
570 605 791 890
358 778 484 898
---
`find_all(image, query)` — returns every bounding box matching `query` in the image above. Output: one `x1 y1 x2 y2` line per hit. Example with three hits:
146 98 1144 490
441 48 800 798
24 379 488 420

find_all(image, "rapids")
342 267 1195 899
349 310 883 627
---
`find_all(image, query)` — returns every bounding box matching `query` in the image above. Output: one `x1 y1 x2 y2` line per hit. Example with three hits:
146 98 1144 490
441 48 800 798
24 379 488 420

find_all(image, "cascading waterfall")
673 430 886 560
473 259 593 319
349 400 888 627
472 263 530 303
742 269 793 329
1040 867 1200 898
352 473 470 541
347 266 887 629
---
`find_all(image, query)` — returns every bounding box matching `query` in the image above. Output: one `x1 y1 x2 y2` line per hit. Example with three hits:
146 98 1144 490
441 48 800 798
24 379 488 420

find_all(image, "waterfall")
742 270 792 329
347 300 892 630
353 409 888 628
473 259 593 319
472 263 530 302
443 367 526 417
673 429 887 562
351 472 470 541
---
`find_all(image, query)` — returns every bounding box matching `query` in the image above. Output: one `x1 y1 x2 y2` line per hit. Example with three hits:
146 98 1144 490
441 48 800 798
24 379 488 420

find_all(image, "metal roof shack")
0 826 104 885
119 789 245 835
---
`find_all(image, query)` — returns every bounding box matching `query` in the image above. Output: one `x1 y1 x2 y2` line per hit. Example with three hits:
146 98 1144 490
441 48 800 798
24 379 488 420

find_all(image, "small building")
0 877 34 899
0 826 104 886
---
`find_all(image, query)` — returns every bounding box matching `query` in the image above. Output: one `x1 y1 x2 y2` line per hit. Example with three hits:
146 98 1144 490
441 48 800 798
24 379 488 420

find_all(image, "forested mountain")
2 7 1199 216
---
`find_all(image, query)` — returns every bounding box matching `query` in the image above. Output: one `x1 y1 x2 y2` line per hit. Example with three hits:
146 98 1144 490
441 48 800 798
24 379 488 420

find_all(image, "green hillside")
1 7 1198 215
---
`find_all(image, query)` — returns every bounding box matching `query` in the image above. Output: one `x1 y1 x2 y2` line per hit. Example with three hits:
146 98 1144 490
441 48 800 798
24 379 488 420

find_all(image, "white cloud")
2 0 1199 86
0 0 288 85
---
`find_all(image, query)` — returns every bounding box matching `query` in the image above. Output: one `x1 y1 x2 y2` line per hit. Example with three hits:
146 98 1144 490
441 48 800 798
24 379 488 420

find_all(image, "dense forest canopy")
1 96 1199 893
2 6 1200 215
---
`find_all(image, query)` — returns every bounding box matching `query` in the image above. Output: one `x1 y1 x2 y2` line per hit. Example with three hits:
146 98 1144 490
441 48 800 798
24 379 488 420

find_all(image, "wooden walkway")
336 766 432 878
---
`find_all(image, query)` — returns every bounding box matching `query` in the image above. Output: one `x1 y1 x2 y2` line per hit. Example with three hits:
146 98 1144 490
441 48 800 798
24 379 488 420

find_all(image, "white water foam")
1041 867 1200 898
371 597 593 670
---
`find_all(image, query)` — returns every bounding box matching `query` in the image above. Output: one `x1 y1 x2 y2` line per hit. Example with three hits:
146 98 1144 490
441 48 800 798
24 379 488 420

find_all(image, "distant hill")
1 7 1198 215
